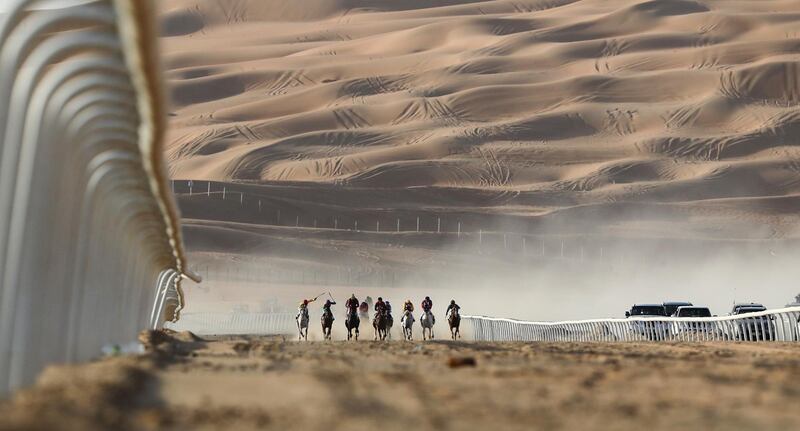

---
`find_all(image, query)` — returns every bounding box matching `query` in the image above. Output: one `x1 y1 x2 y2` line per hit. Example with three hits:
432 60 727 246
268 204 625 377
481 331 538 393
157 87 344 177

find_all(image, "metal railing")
0 0 194 393
165 312 296 336
463 307 800 342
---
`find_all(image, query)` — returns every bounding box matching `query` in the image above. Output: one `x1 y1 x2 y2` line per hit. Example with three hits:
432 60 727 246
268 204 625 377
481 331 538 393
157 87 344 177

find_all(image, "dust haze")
179 211 800 331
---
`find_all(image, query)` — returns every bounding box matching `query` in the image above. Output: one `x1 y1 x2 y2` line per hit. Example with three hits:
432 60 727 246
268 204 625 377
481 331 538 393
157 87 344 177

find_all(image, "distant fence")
0 1 194 393
463 307 800 342
165 312 295 336
172 179 621 261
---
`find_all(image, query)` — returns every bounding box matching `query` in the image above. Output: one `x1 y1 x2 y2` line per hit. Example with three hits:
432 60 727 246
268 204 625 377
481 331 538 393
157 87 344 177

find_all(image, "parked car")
670 306 715 338
626 304 669 340
789 297 800 341
730 303 775 341
663 301 693 317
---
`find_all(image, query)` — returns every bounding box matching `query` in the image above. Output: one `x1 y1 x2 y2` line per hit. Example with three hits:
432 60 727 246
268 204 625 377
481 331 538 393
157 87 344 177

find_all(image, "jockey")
385 300 393 315
374 297 387 315
322 299 336 317
446 299 460 316
297 298 316 316
345 294 360 315
403 300 414 313
359 301 369 315
421 296 433 313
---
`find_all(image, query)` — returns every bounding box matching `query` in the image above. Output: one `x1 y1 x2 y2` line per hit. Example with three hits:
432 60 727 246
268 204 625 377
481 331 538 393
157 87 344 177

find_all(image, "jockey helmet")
378 297 383 301
303 299 308 305
451 299 456 304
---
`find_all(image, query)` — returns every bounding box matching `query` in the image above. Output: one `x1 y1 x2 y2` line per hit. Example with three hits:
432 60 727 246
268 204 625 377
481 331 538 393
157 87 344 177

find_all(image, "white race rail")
0 0 195 393
463 307 800 342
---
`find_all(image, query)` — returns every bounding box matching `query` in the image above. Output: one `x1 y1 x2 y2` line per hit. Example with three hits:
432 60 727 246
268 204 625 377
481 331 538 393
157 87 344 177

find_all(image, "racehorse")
296 307 310 341
420 310 435 340
386 312 394 340
321 309 334 340
401 311 415 340
448 308 461 340
373 310 389 340
345 310 360 340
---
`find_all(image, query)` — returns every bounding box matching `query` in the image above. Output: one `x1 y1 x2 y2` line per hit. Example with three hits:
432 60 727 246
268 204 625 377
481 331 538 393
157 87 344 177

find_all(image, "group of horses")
296 306 461 341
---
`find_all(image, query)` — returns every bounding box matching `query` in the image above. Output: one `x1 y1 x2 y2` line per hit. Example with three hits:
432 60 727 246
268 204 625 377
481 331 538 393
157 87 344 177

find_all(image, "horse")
401 311 415 340
321 309 334 340
373 311 388 340
386 312 394 340
296 307 309 341
345 310 360 340
420 310 435 340
447 308 461 340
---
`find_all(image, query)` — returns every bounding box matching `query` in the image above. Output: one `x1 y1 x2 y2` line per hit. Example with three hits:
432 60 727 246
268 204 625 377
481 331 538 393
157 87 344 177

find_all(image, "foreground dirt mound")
2 337 799 430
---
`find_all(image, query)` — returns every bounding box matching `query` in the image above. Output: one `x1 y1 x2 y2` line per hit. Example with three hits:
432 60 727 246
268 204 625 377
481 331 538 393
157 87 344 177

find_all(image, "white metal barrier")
165 312 295 336
0 0 194 393
463 307 800 342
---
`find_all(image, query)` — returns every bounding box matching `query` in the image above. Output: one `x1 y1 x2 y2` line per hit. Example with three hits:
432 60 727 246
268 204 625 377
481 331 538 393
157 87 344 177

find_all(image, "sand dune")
160 0 800 239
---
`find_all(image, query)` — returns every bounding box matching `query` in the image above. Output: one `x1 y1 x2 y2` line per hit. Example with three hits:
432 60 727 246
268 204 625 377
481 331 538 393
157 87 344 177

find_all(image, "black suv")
730 303 774 341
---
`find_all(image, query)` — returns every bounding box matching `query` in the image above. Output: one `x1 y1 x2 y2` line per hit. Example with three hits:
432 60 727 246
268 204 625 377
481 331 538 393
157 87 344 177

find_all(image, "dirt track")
2 332 800 430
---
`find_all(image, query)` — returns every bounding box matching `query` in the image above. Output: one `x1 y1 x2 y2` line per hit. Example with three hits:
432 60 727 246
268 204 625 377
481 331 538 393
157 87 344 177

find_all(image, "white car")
670 306 715 338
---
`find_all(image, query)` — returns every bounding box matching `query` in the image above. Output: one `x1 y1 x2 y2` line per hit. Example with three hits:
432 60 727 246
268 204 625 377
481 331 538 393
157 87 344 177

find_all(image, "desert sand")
157 0 800 320
1 332 800 431
161 0 800 239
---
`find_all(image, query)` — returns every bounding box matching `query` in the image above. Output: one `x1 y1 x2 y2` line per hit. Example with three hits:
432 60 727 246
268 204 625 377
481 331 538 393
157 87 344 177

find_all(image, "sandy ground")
2 331 800 431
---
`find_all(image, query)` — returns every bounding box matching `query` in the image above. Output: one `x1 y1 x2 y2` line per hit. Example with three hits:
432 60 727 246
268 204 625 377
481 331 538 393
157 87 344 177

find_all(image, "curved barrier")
0 0 193 393
463 307 800 342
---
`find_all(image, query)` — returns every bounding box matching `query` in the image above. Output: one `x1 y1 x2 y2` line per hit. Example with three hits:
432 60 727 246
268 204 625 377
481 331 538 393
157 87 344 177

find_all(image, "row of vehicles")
624 301 778 341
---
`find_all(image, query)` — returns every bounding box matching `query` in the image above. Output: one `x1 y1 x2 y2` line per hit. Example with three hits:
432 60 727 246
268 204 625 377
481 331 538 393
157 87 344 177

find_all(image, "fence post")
560 240 564 258
397 218 400 232
295 216 299 227
240 192 243 206
376 220 380 232
479 229 482 245
334 217 338 229
457 221 461 238
437 217 441 233
258 200 262 213
207 181 211 196
355 220 358 231
188 180 193 195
